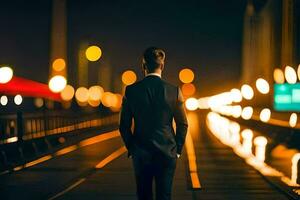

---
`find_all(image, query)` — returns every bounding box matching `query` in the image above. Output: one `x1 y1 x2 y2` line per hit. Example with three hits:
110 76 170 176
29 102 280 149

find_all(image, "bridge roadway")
0 113 290 200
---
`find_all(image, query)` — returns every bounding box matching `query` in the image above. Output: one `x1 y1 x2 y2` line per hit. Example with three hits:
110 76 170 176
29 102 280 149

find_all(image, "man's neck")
145 70 162 78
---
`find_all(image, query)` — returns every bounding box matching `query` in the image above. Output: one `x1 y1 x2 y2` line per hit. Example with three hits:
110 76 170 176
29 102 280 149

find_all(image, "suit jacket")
119 75 188 159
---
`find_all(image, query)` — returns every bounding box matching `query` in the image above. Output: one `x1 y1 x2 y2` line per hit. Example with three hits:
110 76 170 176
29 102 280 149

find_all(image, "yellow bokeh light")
0 66 13 84
61 85 75 101
49 75 67 93
179 68 194 83
185 98 198 111
260 108 271 122
256 78 269 94
122 70 137 85
75 87 89 104
52 58 66 72
110 94 123 111
181 83 196 96
273 68 285 84
0 95 8 106
285 66 297 84
241 84 254 100
289 113 297 127
241 106 253 120
88 86 104 101
14 94 23 105
85 45 102 61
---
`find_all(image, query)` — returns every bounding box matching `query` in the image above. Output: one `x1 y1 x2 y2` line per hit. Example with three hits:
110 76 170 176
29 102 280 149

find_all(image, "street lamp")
49 75 67 93
0 66 13 84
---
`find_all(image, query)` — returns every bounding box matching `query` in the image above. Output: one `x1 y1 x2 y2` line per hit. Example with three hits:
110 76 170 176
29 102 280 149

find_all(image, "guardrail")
0 110 120 170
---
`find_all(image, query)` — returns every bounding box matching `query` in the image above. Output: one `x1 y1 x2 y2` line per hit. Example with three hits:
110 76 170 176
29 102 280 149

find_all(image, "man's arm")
119 87 134 157
174 87 188 156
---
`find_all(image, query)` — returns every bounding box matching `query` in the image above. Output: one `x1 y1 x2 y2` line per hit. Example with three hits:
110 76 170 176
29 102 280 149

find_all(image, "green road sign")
274 83 300 111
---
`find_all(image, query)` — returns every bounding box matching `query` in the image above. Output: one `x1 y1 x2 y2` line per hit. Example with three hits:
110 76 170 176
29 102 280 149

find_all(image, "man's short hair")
143 47 165 73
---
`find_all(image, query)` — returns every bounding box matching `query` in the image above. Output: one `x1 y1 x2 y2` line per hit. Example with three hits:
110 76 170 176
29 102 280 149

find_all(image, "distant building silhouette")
241 0 299 85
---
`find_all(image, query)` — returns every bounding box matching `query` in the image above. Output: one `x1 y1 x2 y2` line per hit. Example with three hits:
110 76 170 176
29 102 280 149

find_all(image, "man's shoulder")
161 79 178 91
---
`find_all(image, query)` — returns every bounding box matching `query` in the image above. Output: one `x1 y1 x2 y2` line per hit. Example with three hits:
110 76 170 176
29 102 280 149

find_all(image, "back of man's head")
143 47 165 73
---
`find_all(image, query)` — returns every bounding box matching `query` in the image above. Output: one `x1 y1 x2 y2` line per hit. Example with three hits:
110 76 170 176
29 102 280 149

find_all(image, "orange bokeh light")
52 58 66 72
179 68 194 83
122 70 137 85
181 83 196 96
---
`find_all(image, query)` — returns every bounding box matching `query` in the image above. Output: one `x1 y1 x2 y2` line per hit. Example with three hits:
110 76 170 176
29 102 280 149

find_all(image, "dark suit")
119 74 188 200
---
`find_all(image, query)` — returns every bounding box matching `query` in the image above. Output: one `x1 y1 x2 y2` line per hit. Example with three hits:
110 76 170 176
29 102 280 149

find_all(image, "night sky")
0 0 247 96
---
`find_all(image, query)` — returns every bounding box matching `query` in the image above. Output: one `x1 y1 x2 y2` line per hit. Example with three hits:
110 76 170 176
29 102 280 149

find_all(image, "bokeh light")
181 83 196 96
0 66 13 84
232 105 242 118
52 58 66 72
0 95 8 106
49 75 67 93
85 45 102 61
241 84 254 100
289 113 297 127
60 85 75 101
110 94 123 111
14 94 23 105
185 98 198 111
285 66 297 84
259 108 271 122
241 106 253 120
273 68 285 84
122 70 137 85
179 68 194 83
89 86 104 101
256 78 269 94
230 88 242 103
102 92 118 108
75 87 89 105
297 64 300 81
34 98 44 108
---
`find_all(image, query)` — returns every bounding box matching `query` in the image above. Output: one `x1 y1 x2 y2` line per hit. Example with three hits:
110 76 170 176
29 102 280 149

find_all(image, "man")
119 47 188 200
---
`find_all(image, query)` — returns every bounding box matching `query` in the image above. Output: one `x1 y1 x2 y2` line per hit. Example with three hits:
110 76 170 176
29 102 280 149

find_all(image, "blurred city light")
297 64 300 81
241 84 254 100
285 66 297 84
241 129 253 155
75 87 89 106
254 136 268 163
256 78 269 94
291 153 300 186
88 85 104 107
0 95 8 106
273 68 285 84
179 68 194 83
181 83 196 96
232 105 242 118
88 86 104 101
241 106 253 120
289 113 297 127
259 108 271 122
110 94 122 111
49 75 67 93
121 70 137 85
185 98 198 111
52 58 66 72
85 45 102 61
0 66 13 84
102 92 117 108
60 85 75 101
230 88 242 103
34 98 44 108
14 94 23 105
